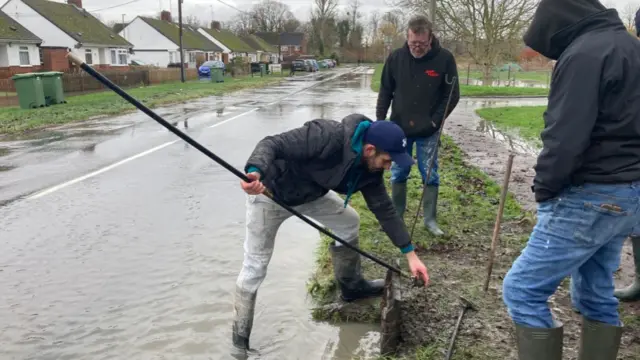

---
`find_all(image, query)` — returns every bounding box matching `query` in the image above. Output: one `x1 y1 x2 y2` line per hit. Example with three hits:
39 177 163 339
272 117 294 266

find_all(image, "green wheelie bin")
40 71 66 105
211 68 224 83
12 73 46 109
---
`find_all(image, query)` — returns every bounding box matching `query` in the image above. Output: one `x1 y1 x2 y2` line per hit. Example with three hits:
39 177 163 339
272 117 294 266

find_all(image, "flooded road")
0 67 383 360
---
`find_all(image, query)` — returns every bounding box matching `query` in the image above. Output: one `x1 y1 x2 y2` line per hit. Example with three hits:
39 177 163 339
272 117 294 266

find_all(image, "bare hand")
240 172 265 195
406 251 429 286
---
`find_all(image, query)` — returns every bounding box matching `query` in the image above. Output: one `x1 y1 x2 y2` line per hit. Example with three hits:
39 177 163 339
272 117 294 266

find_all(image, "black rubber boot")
577 317 623 360
423 185 444 236
514 322 563 360
391 182 407 219
614 235 640 302
330 240 384 302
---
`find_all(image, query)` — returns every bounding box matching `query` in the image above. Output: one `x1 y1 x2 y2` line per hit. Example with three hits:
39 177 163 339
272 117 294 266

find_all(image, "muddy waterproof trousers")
232 191 361 351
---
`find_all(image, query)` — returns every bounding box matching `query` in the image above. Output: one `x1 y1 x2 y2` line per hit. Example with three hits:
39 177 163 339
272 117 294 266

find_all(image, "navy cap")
363 121 414 168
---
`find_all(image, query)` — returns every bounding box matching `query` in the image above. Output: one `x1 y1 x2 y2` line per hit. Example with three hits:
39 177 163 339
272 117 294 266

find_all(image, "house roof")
242 34 277 53
0 9 41 42
21 0 131 47
200 28 253 53
255 32 304 46
140 17 221 52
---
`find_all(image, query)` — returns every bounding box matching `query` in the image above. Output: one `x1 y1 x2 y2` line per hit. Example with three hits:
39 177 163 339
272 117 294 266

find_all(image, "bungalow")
0 10 42 78
240 34 279 63
1 0 133 71
255 32 306 59
120 11 223 68
197 22 255 64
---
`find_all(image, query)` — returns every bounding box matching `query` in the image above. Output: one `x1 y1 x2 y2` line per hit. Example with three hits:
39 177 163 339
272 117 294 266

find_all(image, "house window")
110 49 129 65
294 45 300 51
281 45 288 51
189 52 196 63
118 50 127 65
19 46 30 65
85 49 93 64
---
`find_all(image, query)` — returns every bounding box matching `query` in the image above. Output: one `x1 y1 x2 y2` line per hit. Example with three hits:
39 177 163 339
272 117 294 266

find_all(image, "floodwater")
0 67 383 360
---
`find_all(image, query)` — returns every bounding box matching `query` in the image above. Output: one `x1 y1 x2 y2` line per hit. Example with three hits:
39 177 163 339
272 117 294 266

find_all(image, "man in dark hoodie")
375 15 460 236
231 114 429 355
501 0 640 359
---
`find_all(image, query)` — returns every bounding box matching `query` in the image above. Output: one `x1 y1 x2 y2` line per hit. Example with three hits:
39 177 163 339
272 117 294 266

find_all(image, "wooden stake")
483 153 515 293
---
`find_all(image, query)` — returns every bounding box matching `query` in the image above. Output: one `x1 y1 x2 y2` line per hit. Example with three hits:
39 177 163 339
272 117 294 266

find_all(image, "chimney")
160 10 172 22
67 0 82 8
211 21 221 30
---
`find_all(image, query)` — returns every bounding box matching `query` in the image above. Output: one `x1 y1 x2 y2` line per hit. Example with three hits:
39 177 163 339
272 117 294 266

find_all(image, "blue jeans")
503 182 640 328
390 132 440 186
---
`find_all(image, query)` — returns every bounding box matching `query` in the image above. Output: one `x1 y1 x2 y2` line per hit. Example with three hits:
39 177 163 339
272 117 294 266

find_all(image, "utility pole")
430 0 436 31
178 0 185 82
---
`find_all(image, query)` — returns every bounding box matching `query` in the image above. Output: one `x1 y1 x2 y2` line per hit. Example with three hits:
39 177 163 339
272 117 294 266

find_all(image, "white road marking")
25 69 356 200
26 140 177 200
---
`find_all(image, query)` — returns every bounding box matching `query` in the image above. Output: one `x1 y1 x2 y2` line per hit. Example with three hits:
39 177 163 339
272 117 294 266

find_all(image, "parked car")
303 59 316 72
198 60 225 77
291 60 306 72
310 59 320 72
323 59 336 68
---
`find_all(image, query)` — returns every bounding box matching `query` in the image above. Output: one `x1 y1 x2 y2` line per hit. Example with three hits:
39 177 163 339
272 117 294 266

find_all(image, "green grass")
475 106 546 144
458 67 551 83
0 74 283 135
371 64 549 97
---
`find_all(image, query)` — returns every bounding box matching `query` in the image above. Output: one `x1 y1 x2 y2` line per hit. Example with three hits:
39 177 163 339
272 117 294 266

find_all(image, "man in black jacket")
376 15 460 236
231 114 429 354
501 0 640 359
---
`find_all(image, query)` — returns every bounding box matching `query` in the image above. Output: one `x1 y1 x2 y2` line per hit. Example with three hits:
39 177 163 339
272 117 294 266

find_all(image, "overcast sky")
8 0 636 27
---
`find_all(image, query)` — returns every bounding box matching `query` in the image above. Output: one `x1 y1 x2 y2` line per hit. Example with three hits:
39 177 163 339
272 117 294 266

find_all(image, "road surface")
0 67 383 360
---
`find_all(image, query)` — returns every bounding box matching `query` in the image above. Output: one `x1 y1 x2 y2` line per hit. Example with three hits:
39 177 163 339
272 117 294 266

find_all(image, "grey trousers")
232 191 360 344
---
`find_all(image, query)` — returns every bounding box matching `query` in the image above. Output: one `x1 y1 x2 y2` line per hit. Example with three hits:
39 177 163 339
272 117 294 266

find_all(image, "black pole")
178 0 185 83
65 51 406 278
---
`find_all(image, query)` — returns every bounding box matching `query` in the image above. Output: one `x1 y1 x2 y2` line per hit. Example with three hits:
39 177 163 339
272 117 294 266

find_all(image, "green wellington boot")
514 323 563 360
391 182 407 219
614 235 640 302
577 317 623 360
423 185 444 236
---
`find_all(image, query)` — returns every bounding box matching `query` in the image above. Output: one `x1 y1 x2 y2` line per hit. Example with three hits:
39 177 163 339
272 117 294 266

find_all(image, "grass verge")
0 74 284 135
371 63 549 97
475 106 545 144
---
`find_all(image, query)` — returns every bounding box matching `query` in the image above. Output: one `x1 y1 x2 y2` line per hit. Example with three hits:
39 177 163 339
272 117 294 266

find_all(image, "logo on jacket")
425 70 439 77
402 138 407 148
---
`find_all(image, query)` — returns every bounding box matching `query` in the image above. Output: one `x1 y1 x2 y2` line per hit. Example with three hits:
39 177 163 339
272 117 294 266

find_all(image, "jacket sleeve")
245 120 339 176
533 53 601 202
431 54 460 129
375 54 395 121
360 178 413 252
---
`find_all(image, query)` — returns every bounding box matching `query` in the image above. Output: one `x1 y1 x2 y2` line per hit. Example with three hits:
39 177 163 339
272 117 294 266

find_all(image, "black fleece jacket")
375 37 460 138
525 0 640 202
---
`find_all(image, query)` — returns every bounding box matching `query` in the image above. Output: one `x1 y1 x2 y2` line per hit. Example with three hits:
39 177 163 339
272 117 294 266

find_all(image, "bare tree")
231 12 255 34
395 0 538 84
184 15 203 28
251 0 296 32
369 10 381 41
621 2 640 30
310 0 340 55
283 18 302 32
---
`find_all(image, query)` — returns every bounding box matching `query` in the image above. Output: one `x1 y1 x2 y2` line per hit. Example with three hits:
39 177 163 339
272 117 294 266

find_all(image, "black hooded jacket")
525 0 640 202
375 37 460 138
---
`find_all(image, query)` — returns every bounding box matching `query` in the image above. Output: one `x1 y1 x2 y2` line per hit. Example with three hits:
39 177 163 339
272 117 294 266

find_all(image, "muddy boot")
391 182 407 219
514 323 563 360
231 286 259 358
614 235 640 302
423 185 444 236
577 317 623 360
330 240 384 302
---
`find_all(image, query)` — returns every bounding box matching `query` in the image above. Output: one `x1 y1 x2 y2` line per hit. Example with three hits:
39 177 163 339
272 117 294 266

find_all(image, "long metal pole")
65 51 407 278
178 0 185 83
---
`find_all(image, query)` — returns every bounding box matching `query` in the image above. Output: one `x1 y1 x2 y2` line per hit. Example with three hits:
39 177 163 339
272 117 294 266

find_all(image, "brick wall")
42 48 71 72
0 66 43 80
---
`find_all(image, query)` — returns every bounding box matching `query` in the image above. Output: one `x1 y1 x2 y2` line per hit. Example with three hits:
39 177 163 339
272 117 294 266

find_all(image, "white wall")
131 50 170 67
0 46 9 67
121 17 177 52
197 29 231 53
2 0 75 48
6 43 40 66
